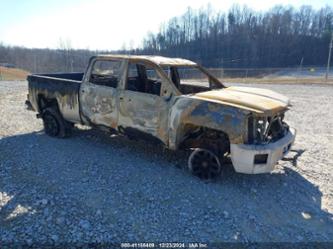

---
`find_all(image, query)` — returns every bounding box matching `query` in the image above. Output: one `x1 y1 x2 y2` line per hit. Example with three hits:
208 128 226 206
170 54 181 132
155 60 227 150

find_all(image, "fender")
168 97 249 150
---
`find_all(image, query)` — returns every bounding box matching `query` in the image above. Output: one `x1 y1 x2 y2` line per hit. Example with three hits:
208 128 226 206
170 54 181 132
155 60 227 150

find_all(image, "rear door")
80 59 125 129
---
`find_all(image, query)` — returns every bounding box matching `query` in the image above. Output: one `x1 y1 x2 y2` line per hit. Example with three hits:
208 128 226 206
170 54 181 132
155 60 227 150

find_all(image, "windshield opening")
162 65 223 94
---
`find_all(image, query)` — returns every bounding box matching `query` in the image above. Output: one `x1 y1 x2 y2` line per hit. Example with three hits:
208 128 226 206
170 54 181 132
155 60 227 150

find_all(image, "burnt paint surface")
28 55 286 153
27 68 249 151
168 97 249 149
117 89 170 145
27 74 81 123
79 82 118 129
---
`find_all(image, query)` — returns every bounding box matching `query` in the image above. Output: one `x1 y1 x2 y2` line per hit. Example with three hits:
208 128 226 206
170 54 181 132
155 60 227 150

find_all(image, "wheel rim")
188 149 221 179
44 113 59 136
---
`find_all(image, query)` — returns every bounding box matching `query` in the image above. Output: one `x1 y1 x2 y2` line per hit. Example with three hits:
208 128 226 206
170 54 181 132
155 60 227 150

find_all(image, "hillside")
0 66 30 80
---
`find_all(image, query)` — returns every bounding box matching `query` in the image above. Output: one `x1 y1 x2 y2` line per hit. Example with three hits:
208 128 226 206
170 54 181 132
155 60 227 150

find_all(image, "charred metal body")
27 73 82 123
26 54 296 178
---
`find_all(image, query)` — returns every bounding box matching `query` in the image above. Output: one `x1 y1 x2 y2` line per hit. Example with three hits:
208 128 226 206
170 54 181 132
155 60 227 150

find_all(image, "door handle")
119 97 130 102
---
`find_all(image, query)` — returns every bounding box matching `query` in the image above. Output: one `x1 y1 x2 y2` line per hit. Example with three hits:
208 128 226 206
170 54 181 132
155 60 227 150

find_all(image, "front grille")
248 114 288 144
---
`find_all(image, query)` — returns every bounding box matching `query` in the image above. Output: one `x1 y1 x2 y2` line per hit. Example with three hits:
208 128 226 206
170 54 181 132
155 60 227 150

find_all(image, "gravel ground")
0 80 332 246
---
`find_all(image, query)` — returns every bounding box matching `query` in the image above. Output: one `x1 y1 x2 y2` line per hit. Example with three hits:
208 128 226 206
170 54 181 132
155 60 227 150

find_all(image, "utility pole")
34 54 37 73
299 57 304 73
326 32 333 82
297 57 303 83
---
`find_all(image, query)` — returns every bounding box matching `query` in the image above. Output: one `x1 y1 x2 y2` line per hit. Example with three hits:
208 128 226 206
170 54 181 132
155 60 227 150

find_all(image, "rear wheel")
188 148 222 179
42 107 72 138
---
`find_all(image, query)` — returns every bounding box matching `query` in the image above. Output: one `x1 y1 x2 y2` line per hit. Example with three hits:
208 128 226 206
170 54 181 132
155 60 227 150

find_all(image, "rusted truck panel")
27 73 82 123
169 98 249 149
26 54 296 179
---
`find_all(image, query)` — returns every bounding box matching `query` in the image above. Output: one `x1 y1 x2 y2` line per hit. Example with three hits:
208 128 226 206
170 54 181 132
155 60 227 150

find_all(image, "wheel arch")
177 124 230 156
37 94 61 113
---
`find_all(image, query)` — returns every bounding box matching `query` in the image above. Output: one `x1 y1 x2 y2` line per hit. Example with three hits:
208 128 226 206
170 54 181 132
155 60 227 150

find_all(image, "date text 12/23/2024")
120 242 208 248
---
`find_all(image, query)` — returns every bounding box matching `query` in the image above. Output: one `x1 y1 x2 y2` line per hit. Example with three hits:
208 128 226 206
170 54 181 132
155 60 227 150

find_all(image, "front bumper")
230 128 296 174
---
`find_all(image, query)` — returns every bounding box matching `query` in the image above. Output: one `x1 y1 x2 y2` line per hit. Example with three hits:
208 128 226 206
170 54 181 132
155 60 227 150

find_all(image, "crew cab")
26 55 296 179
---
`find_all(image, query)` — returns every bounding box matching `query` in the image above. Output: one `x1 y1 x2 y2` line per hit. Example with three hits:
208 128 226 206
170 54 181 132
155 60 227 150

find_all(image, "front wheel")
188 148 222 179
42 107 72 138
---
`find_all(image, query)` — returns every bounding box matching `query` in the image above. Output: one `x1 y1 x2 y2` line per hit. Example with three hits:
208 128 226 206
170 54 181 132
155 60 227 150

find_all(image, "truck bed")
27 72 83 123
34 72 84 81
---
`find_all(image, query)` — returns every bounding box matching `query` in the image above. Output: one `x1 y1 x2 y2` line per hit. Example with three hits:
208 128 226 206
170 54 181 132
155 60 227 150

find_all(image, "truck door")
117 62 169 145
80 59 125 129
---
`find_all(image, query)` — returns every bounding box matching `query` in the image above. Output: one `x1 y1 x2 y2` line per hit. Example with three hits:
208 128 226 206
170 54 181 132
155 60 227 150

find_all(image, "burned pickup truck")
26 55 296 179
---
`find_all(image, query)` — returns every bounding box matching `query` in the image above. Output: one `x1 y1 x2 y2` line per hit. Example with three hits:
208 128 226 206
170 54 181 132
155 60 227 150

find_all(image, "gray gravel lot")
0 80 333 245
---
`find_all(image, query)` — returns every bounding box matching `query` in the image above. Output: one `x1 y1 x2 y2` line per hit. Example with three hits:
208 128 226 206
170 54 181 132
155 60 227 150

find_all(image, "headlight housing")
248 114 288 144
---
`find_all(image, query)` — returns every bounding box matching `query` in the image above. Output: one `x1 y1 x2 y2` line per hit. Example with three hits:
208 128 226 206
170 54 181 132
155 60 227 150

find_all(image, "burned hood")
192 86 290 115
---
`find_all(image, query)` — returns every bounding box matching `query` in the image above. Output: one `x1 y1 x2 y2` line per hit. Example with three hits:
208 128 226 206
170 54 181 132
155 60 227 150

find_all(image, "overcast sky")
0 0 331 50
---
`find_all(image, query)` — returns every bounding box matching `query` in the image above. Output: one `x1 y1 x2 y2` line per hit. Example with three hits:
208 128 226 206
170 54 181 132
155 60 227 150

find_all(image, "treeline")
0 43 97 73
0 4 332 73
140 4 333 68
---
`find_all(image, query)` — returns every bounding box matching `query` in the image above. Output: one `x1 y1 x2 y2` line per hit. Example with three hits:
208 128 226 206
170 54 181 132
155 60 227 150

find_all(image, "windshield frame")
160 64 225 91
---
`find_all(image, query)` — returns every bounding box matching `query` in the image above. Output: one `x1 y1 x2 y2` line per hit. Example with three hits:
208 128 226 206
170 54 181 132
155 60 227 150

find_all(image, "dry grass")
221 76 333 84
0 66 30 81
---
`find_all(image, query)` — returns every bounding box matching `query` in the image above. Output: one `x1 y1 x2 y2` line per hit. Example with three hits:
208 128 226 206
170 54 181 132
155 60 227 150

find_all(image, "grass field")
0 66 30 80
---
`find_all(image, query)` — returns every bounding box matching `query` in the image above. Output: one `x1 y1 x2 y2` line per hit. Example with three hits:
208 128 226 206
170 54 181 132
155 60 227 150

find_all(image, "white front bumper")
230 128 296 174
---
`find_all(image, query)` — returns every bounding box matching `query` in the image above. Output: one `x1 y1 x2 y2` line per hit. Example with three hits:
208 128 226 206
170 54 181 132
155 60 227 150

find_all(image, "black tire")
42 107 72 138
188 148 222 179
